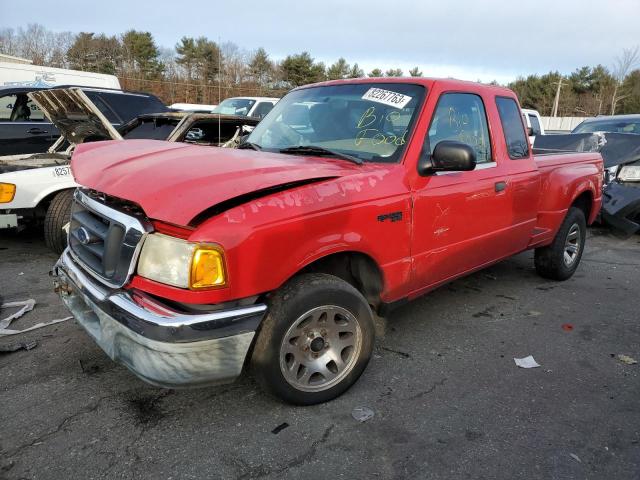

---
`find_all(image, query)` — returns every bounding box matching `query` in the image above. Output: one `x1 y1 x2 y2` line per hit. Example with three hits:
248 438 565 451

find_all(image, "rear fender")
538 163 602 226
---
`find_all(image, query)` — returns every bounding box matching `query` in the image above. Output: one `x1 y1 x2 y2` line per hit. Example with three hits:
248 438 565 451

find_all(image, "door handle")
27 128 48 135
495 181 507 192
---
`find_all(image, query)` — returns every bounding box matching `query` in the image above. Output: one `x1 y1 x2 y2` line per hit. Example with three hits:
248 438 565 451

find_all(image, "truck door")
409 92 517 295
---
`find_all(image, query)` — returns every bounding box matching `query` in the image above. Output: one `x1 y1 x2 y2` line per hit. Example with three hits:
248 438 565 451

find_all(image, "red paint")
71 78 604 305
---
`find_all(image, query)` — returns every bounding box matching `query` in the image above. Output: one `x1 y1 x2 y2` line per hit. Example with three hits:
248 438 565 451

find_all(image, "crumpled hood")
71 139 357 226
28 88 122 145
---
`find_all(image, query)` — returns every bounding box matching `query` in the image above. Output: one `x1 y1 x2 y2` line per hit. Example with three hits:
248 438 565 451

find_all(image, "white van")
0 62 121 89
522 108 545 144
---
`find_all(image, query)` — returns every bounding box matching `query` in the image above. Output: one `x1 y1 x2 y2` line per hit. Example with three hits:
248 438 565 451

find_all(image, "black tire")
534 207 586 281
251 273 375 405
44 190 74 254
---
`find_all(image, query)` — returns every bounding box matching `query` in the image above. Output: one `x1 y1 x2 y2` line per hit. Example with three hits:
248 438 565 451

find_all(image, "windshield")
247 83 426 163
212 98 256 116
572 118 640 134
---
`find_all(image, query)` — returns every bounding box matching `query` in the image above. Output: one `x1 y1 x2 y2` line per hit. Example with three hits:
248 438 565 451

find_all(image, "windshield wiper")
279 145 363 165
237 141 262 150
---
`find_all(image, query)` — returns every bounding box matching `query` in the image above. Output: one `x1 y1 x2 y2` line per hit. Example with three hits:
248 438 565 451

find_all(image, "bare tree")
611 46 639 114
0 28 19 57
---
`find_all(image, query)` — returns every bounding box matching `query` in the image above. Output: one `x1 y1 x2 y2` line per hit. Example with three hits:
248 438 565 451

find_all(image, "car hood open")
28 88 122 145
71 139 359 226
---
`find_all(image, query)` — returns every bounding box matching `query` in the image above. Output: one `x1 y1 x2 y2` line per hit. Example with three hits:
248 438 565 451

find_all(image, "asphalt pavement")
1 227 639 480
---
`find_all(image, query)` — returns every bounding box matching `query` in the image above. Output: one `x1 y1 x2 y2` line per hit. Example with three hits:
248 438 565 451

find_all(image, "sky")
2 0 639 84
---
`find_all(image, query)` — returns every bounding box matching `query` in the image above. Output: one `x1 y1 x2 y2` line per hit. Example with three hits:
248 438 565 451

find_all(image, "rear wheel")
534 207 586 280
44 190 74 254
251 273 374 405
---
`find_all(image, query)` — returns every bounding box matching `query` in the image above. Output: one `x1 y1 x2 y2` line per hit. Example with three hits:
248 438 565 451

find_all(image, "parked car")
0 88 258 252
53 78 603 405
212 96 279 119
571 114 640 135
120 112 259 145
169 103 218 113
535 131 640 235
521 108 545 144
0 85 168 155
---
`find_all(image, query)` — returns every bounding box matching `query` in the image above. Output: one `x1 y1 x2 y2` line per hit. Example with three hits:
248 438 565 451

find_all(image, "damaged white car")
0 88 259 253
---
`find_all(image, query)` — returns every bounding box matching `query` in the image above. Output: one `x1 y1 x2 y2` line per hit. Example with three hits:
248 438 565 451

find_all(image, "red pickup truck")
53 78 603 404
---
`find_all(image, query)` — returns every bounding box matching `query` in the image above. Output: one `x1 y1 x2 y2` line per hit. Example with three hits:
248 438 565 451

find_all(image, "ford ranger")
52 78 603 405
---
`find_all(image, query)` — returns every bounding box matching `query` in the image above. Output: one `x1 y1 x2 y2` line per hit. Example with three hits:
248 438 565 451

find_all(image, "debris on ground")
526 311 542 317
562 323 574 332
271 422 289 434
570 453 582 463
0 299 71 336
0 340 37 354
0 299 35 326
352 406 375 423
514 356 541 369
617 354 638 365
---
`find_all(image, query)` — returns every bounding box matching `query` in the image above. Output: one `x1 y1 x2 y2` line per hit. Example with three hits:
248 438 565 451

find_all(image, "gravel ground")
1 227 639 480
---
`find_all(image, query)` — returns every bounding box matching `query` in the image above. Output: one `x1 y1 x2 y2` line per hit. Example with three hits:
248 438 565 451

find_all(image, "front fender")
130 169 413 305
0 166 77 210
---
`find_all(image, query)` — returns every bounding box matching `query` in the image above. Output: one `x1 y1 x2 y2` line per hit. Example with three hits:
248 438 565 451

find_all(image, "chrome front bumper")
53 248 267 388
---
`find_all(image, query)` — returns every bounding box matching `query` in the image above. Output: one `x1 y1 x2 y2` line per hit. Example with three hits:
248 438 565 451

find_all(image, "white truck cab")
212 97 279 119
522 108 545 145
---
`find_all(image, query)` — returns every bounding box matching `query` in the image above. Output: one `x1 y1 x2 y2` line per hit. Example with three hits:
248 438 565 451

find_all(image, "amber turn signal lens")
0 183 16 203
190 247 226 289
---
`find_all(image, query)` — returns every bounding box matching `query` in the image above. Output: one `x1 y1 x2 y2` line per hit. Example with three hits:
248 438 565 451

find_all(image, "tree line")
1 24 638 116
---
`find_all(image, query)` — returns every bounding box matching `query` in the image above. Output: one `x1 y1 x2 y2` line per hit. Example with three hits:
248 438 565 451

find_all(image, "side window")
26 98 45 121
252 102 274 119
428 93 492 164
0 95 16 121
528 114 541 136
496 97 529 159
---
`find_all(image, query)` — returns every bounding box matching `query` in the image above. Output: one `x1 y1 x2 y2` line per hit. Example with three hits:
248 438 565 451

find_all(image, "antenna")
218 36 222 145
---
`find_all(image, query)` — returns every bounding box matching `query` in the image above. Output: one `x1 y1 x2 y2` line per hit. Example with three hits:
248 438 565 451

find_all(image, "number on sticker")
53 167 71 177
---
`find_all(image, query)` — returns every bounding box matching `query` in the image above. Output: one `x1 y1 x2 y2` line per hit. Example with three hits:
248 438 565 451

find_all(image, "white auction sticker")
361 88 412 109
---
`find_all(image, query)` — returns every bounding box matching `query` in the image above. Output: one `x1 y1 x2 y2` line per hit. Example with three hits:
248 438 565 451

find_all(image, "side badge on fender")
377 211 403 223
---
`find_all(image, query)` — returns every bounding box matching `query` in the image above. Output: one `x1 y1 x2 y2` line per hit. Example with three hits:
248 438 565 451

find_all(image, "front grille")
68 189 151 288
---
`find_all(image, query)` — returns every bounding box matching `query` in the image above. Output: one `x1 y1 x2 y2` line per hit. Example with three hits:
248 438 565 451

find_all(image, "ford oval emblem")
76 227 91 245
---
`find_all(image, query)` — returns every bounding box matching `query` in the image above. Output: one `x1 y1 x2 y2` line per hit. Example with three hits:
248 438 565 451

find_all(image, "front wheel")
251 273 375 405
44 190 74 254
534 207 586 281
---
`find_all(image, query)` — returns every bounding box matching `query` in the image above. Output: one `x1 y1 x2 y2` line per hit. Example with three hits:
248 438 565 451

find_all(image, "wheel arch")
571 189 594 224
283 250 385 310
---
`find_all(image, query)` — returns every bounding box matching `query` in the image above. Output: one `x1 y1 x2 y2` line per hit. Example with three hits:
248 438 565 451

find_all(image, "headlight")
0 183 16 203
137 233 227 289
618 165 640 182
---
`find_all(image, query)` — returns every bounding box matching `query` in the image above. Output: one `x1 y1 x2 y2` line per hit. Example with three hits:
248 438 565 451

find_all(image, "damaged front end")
535 132 640 235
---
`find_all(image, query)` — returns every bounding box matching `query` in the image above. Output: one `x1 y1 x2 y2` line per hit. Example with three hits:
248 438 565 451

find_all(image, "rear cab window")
427 93 492 164
528 114 541 136
496 97 530 159
252 102 274 119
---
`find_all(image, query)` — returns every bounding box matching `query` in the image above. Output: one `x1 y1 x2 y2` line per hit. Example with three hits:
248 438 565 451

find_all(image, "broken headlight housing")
604 166 619 185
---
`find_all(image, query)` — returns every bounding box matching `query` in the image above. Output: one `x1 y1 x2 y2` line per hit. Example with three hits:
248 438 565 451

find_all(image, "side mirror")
418 140 477 176
526 126 534 136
